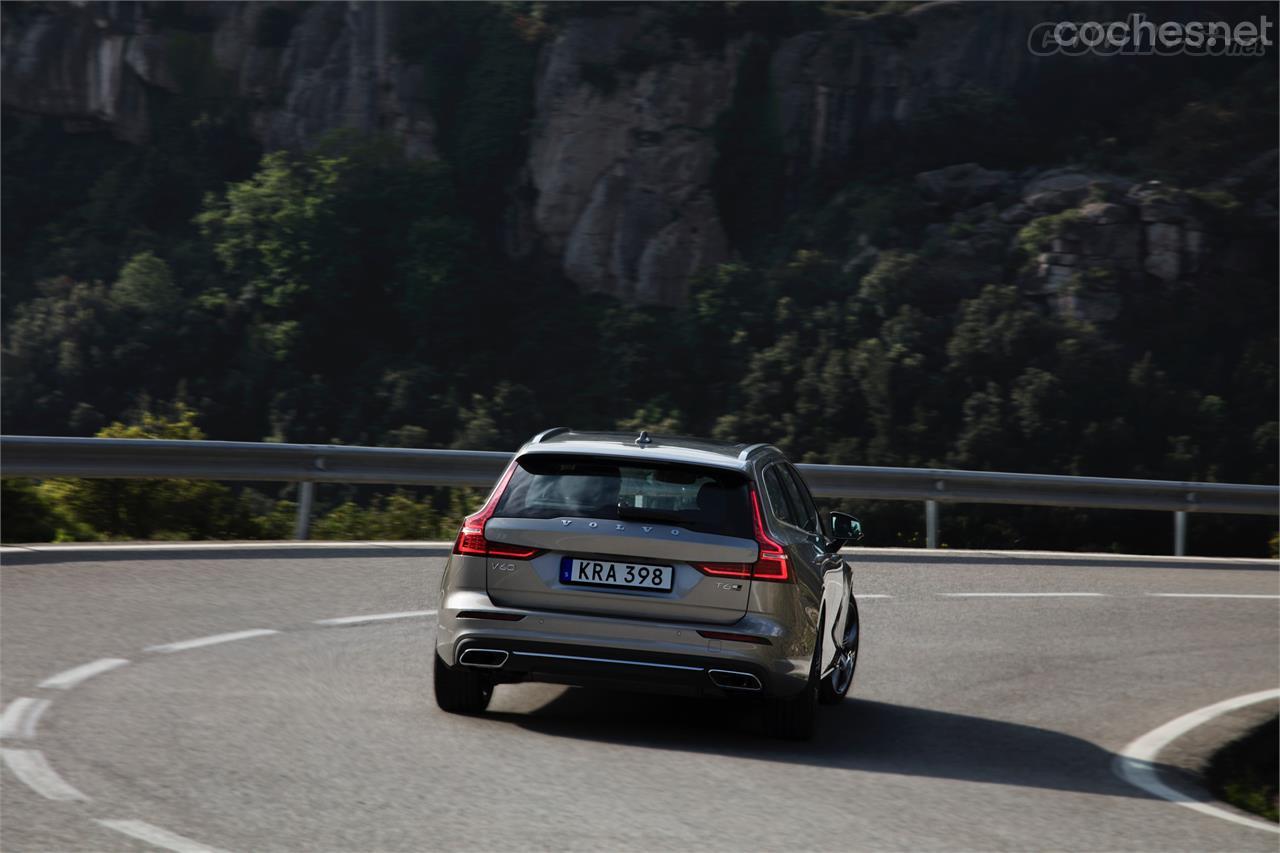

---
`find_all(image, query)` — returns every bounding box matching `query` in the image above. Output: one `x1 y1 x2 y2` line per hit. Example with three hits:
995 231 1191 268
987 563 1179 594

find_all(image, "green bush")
1 479 64 543
312 491 453 541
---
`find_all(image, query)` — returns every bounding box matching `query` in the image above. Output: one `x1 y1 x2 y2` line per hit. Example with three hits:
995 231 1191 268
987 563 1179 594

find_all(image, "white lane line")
39 657 129 690
0 698 51 740
1 748 89 801
939 592 1107 598
1114 688 1280 834
96 819 231 853
314 609 438 625
1147 593 1280 600
146 629 279 653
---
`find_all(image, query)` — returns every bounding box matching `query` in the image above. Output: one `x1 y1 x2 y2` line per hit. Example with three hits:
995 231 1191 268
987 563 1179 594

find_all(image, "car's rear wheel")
434 652 493 714
819 595 859 705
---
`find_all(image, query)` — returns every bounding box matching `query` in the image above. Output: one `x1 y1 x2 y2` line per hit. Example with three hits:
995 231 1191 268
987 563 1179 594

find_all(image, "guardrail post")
925 500 939 549
294 481 315 541
1174 510 1187 556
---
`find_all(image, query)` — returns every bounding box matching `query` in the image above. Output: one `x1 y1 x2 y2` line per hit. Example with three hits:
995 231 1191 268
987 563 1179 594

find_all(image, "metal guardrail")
2 436 1276 553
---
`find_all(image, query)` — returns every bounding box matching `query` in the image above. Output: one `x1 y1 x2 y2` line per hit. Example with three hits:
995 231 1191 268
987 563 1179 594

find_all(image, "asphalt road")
2 544 1277 852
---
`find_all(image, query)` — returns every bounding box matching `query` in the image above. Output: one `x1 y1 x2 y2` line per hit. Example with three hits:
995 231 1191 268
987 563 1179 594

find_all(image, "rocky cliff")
517 2 1105 302
523 9 742 303
2 2 438 154
909 156 1278 322
2 1 1270 306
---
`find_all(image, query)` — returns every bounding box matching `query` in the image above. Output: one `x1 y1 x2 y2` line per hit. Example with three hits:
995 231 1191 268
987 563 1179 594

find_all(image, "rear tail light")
748 487 790 581
692 487 790 583
452 462 544 560
693 561 753 579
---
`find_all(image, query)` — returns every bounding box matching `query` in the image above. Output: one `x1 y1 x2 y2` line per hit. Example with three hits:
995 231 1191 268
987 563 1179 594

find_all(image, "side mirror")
827 511 863 550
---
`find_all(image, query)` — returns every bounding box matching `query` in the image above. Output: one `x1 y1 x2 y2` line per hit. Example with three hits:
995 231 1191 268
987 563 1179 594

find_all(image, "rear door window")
495 454 753 539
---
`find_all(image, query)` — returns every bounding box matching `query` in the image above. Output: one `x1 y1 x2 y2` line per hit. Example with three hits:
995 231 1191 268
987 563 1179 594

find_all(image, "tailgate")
484 516 757 624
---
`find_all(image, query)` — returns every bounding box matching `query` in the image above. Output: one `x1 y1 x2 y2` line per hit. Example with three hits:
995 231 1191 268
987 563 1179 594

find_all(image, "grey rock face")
1 4 151 142
528 11 737 304
1078 202 1131 226
999 203 1034 225
1 2 436 158
4 1 1265 311
916 163 1012 208
531 2 1108 303
768 3 1105 187
1022 168 1132 213
1015 173 1229 316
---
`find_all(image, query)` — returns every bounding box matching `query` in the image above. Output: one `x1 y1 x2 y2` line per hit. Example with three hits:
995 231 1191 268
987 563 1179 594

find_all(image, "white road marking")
1146 593 1280 599
1114 687 1280 834
314 609 438 626
38 657 129 690
96 819 231 853
146 629 278 653
1 748 89 801
939 592 1107 598
839 546 1276 565
0 698 51 740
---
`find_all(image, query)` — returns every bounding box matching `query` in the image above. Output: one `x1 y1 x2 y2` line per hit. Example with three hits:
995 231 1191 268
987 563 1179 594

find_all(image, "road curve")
2 545 1277 851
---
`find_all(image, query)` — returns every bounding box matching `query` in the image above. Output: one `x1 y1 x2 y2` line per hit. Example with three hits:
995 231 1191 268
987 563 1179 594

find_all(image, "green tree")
451 382 541 451
39 406 250 540
111 251 180 315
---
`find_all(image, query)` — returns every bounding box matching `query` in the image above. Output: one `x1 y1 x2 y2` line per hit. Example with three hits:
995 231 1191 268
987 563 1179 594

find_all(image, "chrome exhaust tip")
459 648 509 669
707 669 762 692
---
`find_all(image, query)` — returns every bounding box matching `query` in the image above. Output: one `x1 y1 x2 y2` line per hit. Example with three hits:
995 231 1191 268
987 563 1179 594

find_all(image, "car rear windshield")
494 454 753 539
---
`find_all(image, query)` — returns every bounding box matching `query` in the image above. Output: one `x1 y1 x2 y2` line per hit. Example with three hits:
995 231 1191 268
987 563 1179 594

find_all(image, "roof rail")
737 443 771 461
531 427 572 444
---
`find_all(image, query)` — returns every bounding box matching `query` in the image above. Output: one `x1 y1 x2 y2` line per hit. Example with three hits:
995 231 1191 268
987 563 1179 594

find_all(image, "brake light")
694 562 752 579
452 462 544 560
692 488 790 582
748 487 790 581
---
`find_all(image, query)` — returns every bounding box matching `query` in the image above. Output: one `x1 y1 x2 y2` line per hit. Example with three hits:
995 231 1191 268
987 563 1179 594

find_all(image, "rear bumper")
454 637 774 698
435 590 810 697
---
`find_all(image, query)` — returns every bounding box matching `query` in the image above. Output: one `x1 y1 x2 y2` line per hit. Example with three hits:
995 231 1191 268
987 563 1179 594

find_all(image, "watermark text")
1029 13 1273 56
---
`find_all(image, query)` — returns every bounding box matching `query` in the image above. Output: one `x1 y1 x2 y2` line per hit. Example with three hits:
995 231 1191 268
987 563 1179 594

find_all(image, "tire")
434 651 493 714
819 595 859 706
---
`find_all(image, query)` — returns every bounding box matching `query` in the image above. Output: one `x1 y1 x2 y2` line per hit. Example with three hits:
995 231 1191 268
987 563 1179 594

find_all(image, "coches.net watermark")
1029 13 1274 56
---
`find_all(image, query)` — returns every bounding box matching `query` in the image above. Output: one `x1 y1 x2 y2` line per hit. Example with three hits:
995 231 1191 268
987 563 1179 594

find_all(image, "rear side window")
762 465 797 527
780 465 819 534
495 454 753 539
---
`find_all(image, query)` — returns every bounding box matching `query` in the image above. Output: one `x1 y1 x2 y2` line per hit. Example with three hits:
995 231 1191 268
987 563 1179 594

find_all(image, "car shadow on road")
488 687 1156 800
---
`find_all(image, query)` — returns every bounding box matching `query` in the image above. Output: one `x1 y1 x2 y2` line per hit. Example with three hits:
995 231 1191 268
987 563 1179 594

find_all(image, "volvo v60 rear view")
433 429 863 739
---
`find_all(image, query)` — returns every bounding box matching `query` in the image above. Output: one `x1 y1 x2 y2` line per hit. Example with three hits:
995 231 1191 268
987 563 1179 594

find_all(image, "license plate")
560 557 674 592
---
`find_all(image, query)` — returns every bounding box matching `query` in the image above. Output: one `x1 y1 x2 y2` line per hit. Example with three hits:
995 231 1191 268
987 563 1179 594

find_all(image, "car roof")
517 429 778 472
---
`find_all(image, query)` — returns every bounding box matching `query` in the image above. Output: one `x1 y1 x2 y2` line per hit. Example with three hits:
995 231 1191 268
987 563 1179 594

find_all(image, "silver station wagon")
434 429 863 739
